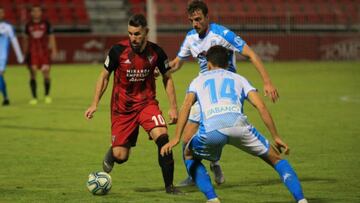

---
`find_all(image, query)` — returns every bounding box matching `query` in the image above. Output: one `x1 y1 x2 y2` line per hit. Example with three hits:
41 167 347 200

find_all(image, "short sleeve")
153 44 170 75
177 36 191 59
187 78 198 94
239 76 257 98
222 29 247 53
104 44 124 73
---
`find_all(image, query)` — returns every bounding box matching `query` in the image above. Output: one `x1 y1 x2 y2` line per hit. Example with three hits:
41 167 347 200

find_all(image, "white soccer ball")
87 172 112 195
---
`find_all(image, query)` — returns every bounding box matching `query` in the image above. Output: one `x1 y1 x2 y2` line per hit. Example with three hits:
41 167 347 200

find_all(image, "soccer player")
161 45 308 203
170 0 279 186
84 14 180 194
0 7 24 106
23 5 57 105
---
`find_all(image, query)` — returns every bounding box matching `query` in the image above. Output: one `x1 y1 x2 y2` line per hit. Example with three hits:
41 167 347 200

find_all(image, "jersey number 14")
204 78 238 104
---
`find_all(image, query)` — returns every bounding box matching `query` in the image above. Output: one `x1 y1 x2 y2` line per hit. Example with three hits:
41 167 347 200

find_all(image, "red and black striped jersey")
25 20 53 54
104 39 170 115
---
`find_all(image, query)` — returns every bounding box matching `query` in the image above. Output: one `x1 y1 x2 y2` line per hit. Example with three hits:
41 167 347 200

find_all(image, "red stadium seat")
132 0 358 29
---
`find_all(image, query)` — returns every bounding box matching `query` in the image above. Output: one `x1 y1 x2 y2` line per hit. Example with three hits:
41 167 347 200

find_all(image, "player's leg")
0 60 10 105
28 65 38 104
149 127 180 194
177 121 198 187
180 102 225 186
103 145 132 173
226 126 307 203
41 64 51 104
28 54 38 104
189 103 225 186
185 158 220 203
103 114 139 173
112 146 130 163
261 147 307 203
141 105 179 194
184 130 227 202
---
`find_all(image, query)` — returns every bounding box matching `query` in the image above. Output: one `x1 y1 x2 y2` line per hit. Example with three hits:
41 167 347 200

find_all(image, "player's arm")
46 21 58 59
169 35 190 73
169 56 185 73
84 69 110 120
247 91 289 154
162 71 178 124
161 92 196 156
22 26 29 56
85 45 120 120
49 34 58 59
9 27 24 63
155 45 178 123
241 45 279 102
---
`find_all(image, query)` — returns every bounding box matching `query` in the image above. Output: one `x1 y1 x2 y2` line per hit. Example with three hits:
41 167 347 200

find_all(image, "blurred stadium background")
2 0 360 64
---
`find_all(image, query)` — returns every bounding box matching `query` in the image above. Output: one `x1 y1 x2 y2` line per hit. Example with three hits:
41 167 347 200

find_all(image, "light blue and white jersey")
0 21 23 64
187 69 256 133
177 23 246 73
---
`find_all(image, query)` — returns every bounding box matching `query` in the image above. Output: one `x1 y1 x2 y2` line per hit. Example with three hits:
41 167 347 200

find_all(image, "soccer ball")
87 172 112 195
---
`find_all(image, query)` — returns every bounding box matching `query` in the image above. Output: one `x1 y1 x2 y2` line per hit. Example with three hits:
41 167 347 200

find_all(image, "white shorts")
188 101 200 123
187 124 270 162
220 125 270 156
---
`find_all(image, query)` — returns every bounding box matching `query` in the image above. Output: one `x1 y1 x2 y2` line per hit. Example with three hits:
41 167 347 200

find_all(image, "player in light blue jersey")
161 46 307 203
170 0 279 186
0 7 24 106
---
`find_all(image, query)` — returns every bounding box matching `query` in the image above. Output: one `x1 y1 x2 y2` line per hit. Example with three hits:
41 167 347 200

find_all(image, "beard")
131 40 146 53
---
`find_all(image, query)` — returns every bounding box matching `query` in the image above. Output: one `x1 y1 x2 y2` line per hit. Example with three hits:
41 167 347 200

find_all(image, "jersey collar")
198 23 212 39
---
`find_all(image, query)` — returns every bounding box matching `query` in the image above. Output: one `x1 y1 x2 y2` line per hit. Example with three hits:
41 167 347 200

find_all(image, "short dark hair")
187 0 208 16
128 14 147 27
206 45 230 69
31 5 42 10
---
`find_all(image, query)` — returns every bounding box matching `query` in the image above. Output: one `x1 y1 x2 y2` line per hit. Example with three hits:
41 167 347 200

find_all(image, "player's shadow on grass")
264 198 334 203
217 176 337 190
134 176 337 194
134 186 199 194
0 124 106 134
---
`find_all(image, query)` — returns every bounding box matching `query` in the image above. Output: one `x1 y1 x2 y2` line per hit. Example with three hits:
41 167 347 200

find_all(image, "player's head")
206 45 230 70
128 14 149 53
30 5 43 21
187 0 209 36
0 7 4 21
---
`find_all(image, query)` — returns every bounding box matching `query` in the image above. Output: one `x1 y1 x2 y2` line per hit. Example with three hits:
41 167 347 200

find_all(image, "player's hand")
51 50 58 60
84 105 97 120
154 67 160 78
264 81 279 103
160 138 180 156
273 137 290 155
168 107 178 125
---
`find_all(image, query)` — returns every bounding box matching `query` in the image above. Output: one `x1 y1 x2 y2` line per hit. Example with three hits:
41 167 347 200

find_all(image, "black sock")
30 79 37 98
156 134 174 188
44 78 50 96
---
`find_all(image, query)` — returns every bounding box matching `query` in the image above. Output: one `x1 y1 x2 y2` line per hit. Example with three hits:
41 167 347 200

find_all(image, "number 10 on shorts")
152 115 165 126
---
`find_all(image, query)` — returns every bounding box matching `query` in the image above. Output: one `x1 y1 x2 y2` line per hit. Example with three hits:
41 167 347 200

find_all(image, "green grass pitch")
0 61 359 202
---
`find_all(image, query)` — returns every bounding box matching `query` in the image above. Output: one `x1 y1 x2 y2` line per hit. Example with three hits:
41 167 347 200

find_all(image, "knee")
260 146 283 166
112 151 129 164
114 158 128 164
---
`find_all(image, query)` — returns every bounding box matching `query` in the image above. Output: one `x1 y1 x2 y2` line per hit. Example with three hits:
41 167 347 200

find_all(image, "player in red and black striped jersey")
23 5 57 105
85 14 180 194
